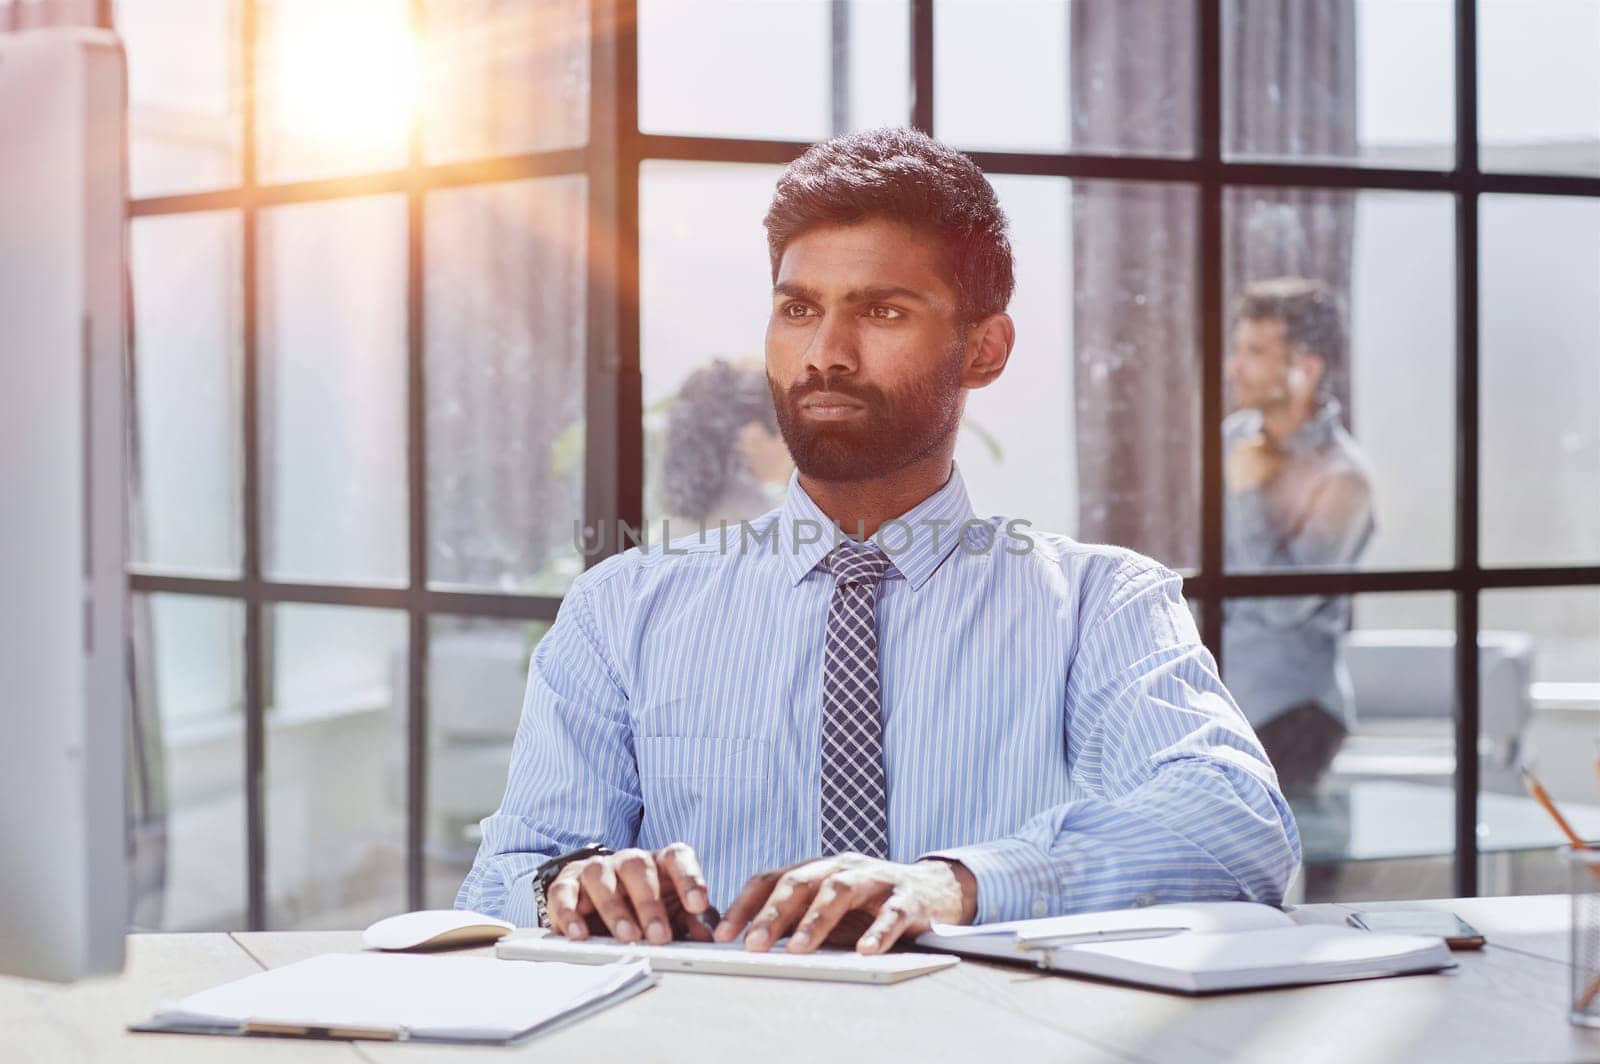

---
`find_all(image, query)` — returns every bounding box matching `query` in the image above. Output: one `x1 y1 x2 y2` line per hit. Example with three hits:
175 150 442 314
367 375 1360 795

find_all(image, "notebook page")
924 901 1293 942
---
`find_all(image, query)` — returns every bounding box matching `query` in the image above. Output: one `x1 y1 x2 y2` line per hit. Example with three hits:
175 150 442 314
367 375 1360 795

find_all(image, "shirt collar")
1282 399 1344 457
780 463 978 591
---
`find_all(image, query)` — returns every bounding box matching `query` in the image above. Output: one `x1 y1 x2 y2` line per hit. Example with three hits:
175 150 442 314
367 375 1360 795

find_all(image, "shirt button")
1031 899 1049 918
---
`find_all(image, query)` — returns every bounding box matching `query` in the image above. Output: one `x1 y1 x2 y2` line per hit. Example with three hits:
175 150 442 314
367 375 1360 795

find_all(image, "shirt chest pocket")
634 736 772 904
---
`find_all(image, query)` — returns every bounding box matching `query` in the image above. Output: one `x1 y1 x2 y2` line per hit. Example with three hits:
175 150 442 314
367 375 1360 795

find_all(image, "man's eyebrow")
772 282 932 305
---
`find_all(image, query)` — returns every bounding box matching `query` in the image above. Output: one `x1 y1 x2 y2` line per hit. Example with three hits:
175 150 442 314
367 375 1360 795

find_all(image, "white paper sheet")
153 952 652 1041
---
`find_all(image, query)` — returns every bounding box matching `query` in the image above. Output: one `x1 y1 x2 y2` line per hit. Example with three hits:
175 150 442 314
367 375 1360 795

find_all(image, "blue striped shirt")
457 465 1301 926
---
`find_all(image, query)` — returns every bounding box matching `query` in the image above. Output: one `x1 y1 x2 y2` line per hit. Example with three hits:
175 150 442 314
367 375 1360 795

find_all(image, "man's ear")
961 312 1015 390
1293 352 1327 396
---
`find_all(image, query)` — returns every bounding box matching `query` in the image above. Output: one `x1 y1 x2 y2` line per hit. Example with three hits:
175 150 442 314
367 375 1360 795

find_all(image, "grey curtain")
1070 0 1357 564
1069 0 1199 568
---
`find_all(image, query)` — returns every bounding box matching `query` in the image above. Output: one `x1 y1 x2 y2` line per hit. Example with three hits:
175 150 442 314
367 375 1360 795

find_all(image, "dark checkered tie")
818 540 893 859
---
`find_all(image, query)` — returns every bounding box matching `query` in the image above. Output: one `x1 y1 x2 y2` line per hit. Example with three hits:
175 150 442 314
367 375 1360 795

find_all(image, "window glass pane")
266 605 407 929
1480 588 1600 895
1481 195 1600 567
427 178 588 593
642 162 786 532
1480 0 1600 175
936 0 1194 157
130 211 244 576
1051 178 1199 571
638 0 909 141
640 162 1198 570
256 0 415 183
1224 0 1455 169
260 196 408 585
420 0 589 163
1223 188 1455 573
130 593 247 930
117 0 244 197
426 616 544 909
1230 592 1456 903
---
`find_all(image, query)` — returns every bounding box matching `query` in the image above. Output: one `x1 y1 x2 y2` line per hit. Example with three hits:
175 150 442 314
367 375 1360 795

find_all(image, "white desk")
7 897 1600 1063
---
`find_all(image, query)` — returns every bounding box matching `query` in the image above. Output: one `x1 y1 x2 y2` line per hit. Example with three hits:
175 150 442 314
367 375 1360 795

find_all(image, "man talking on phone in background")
457 128 1299 953
1222 279 1376 797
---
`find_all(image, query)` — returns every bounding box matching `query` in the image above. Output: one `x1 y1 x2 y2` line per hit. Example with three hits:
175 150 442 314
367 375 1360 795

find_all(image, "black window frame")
127 0 1600 928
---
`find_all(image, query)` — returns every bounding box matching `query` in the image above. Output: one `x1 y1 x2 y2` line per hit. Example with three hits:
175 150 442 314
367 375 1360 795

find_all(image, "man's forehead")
1236 316 1289 342
774 219 956 298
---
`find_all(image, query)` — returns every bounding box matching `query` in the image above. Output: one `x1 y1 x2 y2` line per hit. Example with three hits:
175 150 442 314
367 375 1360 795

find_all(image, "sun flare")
271 5 418 151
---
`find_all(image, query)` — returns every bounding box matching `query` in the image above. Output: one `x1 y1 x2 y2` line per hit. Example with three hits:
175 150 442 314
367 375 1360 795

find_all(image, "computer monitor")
0 27 129 981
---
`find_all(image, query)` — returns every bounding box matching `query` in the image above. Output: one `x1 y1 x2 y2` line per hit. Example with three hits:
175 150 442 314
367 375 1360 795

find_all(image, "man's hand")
714 854 978 955
1225 433 1283 494
545 842 716 945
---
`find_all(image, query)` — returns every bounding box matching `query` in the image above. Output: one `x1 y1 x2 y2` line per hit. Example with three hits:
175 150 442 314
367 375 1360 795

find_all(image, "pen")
1520 766 1593 851
1016 927 1187 951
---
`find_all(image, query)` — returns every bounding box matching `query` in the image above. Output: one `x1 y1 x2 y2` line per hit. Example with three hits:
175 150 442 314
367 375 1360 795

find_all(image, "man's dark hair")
660 360 779 522
1233 277 1347 394
763 127 1014 324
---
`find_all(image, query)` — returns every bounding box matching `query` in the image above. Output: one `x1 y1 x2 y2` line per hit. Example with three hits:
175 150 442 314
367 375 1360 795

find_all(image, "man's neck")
1260 394 1318 444
797 450 955 540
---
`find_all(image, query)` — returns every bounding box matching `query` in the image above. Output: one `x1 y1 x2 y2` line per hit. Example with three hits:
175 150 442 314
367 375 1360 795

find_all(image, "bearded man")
457 128 1299 953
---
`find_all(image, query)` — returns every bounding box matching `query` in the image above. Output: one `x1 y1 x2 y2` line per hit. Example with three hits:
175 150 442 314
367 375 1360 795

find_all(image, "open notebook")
915 902 1455 994
130 952 654 1045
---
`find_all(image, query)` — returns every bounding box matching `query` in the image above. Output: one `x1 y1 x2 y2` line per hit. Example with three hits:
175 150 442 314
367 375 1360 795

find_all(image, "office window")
265 605 408 930
935 0 1194 157
122 1 1600 926
1479 0 1600 175
1480 195 1600 568
425 616 545 908
1224 0 1455 169
1222 188 1456 573
129 211 244 576
259 195 410 586
116 0 244 198
420 0 590 163
426 177 588 593
638 0 910 141
1244 593 1458 903
130 594 248 931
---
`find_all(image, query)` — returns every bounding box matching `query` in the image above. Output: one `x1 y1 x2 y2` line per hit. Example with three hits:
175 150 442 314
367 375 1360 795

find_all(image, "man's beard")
769 344 965 483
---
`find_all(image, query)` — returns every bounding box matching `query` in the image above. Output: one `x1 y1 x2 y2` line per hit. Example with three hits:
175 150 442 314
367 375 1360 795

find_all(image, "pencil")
1521 767 1593 851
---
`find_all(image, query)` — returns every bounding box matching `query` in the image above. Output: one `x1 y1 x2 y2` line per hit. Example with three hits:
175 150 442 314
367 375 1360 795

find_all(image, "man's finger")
579 858 641 944
615 850 673 945
673 904 721 943
856 893 916 955
743 868 824 952
656 843 710 915
715 867 787 942
787 873 876 954
544 869 587 939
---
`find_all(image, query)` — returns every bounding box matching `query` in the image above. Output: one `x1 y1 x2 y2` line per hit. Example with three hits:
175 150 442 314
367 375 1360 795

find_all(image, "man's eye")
784 303 814 318
866 306 902 320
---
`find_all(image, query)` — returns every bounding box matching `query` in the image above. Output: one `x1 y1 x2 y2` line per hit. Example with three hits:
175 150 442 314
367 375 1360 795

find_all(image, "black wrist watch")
532 844 613 929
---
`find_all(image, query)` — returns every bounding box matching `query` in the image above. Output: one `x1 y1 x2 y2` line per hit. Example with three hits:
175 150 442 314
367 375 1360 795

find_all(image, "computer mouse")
362 909 516 952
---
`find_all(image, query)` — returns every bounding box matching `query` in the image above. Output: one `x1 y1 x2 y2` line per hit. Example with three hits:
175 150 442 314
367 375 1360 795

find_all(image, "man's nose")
802 313 859 380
